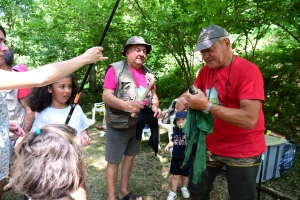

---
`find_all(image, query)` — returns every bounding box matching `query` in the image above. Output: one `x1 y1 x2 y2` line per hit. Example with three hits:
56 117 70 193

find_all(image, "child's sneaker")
167 191 177 200
181 187 190 198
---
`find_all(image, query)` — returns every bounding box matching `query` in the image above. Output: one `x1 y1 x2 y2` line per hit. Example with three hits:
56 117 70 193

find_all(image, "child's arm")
163 140 174 154
81 129 91 147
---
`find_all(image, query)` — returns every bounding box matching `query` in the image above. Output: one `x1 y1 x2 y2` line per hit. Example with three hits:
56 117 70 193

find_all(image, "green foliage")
252 38 300 142
1 1 300 197
78 89 103 112
156 65 194 109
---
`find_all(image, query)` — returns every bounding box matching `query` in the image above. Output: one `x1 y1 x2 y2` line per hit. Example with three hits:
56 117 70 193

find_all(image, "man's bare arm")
185 89 261 129
209 99 261 130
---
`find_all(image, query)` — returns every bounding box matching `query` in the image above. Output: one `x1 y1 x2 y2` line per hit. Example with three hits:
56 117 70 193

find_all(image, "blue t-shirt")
171 128 187 159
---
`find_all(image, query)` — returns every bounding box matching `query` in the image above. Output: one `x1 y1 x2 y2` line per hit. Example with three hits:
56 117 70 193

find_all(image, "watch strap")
203 102 213 114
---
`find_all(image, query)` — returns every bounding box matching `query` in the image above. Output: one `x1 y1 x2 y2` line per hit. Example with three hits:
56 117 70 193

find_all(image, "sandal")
120 192 142 200
96 124 106 131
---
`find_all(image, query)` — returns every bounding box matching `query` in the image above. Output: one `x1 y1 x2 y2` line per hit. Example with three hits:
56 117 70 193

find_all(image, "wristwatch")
203 102 213 114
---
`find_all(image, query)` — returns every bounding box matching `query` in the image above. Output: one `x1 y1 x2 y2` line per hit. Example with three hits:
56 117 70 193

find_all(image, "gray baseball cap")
122 36 152 56
194 25 229 52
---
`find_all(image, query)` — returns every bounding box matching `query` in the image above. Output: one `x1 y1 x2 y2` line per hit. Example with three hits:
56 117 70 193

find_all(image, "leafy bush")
253 42 300 142
156 66 190 109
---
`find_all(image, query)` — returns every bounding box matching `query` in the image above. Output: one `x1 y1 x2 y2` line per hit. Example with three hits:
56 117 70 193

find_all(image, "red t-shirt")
194 56 266 157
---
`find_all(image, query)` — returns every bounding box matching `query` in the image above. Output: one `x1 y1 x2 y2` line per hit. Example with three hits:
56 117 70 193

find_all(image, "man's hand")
9 122 25 137
151 105 162 118
127 100 144 113
175 91 189 112
184 89 210 110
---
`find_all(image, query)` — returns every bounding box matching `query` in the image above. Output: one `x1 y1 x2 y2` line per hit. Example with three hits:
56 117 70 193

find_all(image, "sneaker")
167 191 177 200
99 131 106 137
181 187 190 198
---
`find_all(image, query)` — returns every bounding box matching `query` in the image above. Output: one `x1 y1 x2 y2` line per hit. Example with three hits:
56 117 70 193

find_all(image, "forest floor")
2 103 299 200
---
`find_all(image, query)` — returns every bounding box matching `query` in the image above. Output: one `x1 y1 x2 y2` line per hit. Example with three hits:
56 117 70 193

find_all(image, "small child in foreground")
11 124 84 200
164 111 192 200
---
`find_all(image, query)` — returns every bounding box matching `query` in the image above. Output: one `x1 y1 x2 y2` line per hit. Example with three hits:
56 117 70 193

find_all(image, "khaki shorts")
105 124 140 164
206 151 261 167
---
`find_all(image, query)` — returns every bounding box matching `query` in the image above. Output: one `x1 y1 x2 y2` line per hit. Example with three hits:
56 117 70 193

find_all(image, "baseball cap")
122 36 152 56
175 111 188 119
194 25 229 52
173 111 188 125
12 64 29 72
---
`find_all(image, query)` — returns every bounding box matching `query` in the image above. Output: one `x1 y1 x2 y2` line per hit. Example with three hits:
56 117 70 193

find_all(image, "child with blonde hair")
11 124 84 200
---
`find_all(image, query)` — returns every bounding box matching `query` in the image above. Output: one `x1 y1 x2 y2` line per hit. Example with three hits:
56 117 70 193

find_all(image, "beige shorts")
206 151 261 167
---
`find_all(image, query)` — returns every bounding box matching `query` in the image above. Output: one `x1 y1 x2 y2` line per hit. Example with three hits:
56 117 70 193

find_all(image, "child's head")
28 74 78 112
11 124 84 200
173 111 188 129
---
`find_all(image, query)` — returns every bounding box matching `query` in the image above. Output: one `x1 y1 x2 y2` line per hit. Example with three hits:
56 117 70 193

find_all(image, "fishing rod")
65 0 121 125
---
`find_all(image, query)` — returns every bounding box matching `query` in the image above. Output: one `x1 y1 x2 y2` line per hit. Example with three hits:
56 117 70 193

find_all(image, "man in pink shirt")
102 36 162 200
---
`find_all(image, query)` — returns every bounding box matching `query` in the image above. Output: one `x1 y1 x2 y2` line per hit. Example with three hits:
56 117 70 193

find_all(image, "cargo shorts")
105 124 141 164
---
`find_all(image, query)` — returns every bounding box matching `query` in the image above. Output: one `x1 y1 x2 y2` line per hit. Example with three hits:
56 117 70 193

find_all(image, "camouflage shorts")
206 151 261 167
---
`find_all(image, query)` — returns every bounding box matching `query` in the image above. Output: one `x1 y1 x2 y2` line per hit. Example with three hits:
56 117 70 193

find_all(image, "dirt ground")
1 123 289 200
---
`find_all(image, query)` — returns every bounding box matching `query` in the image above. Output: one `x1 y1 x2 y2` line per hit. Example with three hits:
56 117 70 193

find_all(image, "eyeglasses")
200 45 216 56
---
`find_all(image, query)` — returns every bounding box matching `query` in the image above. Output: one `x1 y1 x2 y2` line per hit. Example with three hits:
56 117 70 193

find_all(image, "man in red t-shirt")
176 25 266 200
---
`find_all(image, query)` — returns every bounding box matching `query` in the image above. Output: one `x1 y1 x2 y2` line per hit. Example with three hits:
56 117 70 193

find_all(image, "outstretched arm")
0 47 108 90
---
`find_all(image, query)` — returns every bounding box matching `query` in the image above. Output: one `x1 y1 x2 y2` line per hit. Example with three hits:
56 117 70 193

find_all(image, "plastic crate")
256 135 287 183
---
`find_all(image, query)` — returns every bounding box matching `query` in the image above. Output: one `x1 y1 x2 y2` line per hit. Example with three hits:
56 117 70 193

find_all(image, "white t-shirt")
31 105 89 139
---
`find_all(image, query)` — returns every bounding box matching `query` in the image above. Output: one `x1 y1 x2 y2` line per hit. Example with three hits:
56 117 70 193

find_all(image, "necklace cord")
209 54 235 105
225 54 235 105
